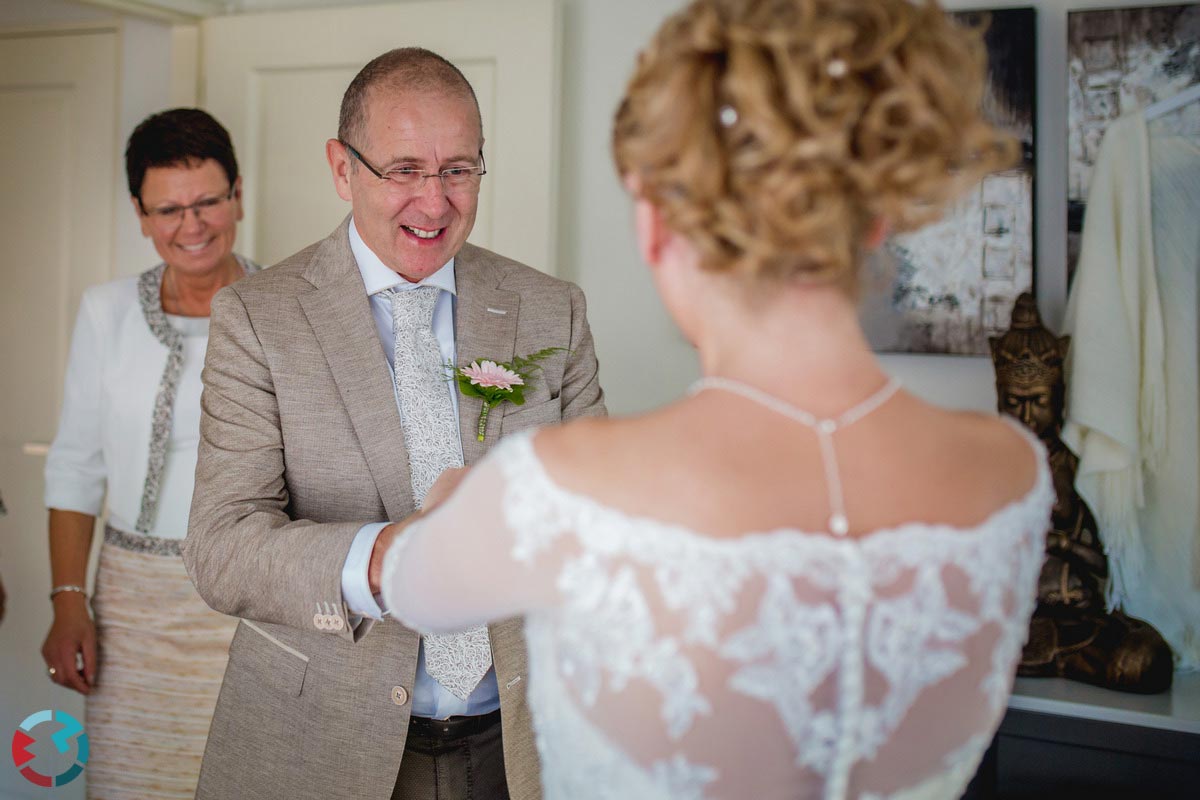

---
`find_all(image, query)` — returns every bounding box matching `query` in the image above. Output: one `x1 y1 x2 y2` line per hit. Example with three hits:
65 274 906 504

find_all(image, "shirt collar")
349 217 457 297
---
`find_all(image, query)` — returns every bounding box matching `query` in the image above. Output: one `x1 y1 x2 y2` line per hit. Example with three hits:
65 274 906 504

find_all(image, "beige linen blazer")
183 217 605 800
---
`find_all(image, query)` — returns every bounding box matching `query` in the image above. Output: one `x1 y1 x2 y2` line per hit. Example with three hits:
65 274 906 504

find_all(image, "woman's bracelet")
49 584 87 600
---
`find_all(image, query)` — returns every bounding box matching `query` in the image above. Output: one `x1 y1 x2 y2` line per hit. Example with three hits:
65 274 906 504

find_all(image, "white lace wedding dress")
382 425 1052 800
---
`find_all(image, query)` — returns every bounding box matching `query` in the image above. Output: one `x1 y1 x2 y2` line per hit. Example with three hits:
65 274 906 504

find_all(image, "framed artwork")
1067 3 1200 281
860 7 1036 356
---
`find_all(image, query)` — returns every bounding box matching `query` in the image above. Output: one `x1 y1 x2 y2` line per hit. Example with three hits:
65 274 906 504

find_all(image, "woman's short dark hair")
125 108 239 200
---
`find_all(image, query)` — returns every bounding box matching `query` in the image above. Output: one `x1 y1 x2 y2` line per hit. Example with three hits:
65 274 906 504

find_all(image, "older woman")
374 1 1056 798
41 108 255 798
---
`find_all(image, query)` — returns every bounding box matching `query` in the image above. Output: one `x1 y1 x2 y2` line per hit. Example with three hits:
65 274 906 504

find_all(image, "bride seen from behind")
382 0 1053 797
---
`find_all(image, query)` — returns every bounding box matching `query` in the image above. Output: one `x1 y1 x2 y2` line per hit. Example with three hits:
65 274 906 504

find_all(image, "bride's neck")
695 281 888 410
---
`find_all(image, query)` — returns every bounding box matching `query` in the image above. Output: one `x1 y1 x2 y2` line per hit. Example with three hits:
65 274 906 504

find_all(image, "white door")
202 0 561 273
0 26 118 800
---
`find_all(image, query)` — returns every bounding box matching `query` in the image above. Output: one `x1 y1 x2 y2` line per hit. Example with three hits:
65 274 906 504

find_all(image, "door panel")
0 27 117 800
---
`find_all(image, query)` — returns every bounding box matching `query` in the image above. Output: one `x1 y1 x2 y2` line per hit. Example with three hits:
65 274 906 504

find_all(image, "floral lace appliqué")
497 429 1052 800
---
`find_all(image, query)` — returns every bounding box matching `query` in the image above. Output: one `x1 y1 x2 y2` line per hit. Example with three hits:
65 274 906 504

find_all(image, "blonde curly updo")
613 0 1017 289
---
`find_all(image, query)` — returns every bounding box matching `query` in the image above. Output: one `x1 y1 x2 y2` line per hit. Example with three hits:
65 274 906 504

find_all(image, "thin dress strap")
689 376 901 536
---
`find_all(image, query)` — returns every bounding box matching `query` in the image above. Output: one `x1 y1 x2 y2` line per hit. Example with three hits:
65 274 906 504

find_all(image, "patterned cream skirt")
85 527 237 799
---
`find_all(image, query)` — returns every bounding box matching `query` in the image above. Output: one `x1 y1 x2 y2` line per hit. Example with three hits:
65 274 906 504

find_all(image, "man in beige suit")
183 48 604 800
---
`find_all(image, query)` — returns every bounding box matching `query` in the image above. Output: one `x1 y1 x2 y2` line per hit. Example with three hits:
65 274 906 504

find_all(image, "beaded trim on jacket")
134 257 259 534
105 523 183 556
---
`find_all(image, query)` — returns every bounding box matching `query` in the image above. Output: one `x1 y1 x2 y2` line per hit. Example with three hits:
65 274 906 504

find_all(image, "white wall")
113 16 175 277
555 0 694 413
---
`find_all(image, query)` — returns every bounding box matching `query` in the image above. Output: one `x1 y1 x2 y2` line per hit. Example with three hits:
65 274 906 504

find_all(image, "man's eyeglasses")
340 141 486 193
139 186 237 230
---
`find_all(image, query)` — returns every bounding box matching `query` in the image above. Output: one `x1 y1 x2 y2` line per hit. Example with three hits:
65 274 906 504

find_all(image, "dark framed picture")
860 7 1036 356
1067 3 1200 282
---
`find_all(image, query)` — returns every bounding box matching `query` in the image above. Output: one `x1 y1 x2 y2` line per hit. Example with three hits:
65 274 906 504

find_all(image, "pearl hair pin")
718 104 739 127
827 58 848 78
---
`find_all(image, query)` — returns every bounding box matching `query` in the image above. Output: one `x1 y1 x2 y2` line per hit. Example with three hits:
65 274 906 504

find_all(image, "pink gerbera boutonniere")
451 348 565 440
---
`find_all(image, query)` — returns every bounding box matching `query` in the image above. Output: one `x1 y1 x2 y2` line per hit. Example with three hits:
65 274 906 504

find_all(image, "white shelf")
1008 672 1200 735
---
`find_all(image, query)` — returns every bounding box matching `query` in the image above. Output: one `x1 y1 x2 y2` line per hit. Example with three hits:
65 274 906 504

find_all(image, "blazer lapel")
454 245 519 465
298 218 415 520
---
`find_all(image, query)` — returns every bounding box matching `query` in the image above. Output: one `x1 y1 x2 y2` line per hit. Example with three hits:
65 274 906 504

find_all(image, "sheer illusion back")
383 423 1052 800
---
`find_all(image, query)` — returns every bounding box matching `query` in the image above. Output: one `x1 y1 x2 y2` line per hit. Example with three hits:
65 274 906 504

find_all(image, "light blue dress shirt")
339 219 500 720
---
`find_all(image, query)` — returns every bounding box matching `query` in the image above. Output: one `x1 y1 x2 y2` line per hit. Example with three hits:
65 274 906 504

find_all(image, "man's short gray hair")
338 47 482 150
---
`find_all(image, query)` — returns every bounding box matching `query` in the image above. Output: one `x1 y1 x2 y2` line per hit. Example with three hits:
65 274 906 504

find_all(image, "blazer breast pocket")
500 395 562 435
230 620 310 698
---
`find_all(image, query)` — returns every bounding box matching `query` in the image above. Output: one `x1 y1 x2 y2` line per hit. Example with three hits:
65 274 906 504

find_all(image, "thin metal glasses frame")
339 140 486 192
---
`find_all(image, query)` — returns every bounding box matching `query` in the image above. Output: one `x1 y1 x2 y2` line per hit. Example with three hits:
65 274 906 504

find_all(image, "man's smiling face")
338 86 482 283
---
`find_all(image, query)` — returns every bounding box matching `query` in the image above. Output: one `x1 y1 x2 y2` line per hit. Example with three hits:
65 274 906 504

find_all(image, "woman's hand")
423 466 471 512
367 466 473 594
41 595 97 695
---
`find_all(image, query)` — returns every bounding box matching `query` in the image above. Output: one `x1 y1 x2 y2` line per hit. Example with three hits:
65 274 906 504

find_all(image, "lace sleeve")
381 432 559 633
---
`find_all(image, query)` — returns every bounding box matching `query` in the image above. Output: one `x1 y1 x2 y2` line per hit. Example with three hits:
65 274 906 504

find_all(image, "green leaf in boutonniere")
452 348 566 441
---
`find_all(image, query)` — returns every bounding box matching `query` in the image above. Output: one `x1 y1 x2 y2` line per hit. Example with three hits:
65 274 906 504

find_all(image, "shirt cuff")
342 522 389 620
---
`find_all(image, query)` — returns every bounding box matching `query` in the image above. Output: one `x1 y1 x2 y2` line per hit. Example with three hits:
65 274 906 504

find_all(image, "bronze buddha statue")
990 293 1173 694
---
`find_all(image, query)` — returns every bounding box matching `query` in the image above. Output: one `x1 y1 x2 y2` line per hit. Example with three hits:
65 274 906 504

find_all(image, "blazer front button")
391 686 409 706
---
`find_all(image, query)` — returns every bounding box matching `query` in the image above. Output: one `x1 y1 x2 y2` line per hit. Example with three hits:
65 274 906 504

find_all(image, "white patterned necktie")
383 285 492 700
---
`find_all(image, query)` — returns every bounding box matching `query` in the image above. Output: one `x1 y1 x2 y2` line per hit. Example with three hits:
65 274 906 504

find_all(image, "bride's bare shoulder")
528 409 682 492
531 412 646 466
924 405 1043 505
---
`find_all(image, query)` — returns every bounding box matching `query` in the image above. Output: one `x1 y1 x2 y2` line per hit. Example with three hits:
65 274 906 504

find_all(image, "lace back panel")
502 428 1050 800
